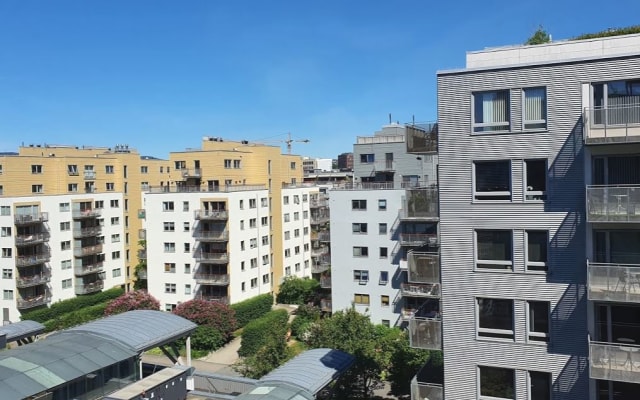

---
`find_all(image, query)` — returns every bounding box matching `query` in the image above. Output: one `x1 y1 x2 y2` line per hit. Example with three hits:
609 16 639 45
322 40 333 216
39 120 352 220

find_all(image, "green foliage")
290 304 320 339
173 300 237 341
387 330 436 396
21 287 124 322
43 303 107 332
525 26 551 45
238 309 289 357
573 25 640 41
276 277 320 305
234 335 292 379
230 293 273 327
191 325 225 351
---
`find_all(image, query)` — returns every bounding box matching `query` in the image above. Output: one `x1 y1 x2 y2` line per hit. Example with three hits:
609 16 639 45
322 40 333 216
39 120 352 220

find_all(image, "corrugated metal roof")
61 310 197 352
0 320 45 342
259 348 354 395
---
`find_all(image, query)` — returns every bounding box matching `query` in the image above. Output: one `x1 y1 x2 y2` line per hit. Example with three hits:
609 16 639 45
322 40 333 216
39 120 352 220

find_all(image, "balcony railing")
400 283 440 298
74 262 104 276
310 198 329 208
399 233 439 247
194 252 229 264
137 249 147 260
137 268 147 280
587 185 640 223
17 293 51 309
72 208 101 219
138 229 146 240
73 244 103 257
400 189 439 220
411 380 443 400
311 246 329 257
320 276 332 288
584 105 640 144
194 210 229 220
408 251 440 284
14 212 48 225
320 298 332 312
590 341 640 384
16 272 51 288
310 214 330 225
317 231 331 242
409 317 442 350
406 122 438 154
194 231 229 241
181 168 202 178
72 226 101 238
15 232 50 246
312 263 330 274
84 171 96 180
149 184 265 194
16 252 50 267
194 274 230 285
588 261 640 303
197 295 229 304
75 280 104 295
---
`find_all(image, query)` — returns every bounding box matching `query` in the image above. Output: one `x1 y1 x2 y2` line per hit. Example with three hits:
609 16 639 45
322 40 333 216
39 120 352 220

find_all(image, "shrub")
290 304 320 339
44 303 107 332
104 290 160 316
276 277 319 305
21 287 124 322
173 299 237 341
230 294 273 327
239 309 289 357
191 325 225 351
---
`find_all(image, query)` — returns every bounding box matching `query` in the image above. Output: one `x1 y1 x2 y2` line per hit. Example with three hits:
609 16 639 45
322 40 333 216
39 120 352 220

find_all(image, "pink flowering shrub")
104 290 160 316
173 299 237 341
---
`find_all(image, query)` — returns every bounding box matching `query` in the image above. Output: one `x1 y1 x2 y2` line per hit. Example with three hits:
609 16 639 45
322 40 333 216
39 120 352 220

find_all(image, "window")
251 278 258 288
294 229 300 238
185 284 191 295
476 230 513 270
353 270 369 283
360 154 374 163
165 283 176 294
354 293 370 305
240 220 245 230
141 166 148 174
183 201 189 212
477 298 514 339
294 246 300 255
163 222 175 232
284 249 291 258
239 200 244 209
261 217 268 226
249 199 256 208
105 165 114 174
3 290 13 300
303 227 309 235
290 161 296 170
295 263 300 272
284 231 290 240
474 161 511 200
242 282 246 291
284 213 290 223
59 202 70 211
112 268 121 277
285 266 291 276
527 301 550 342
106 182 115 191
0 206 9 216
261 198 268 207
523 87 547 130
353 246 368 257
379 247 388 258
294 212 299 221
32 184 43 193
250 238 257 249
283 196 289 205
184 264 191 274
262 255 269 265
382 319 390 327
304 243 309 251
250 258 257 268
60 241 70 251
379 223 387 234
163 201 174 211
165 304 176 312
262 235 269 246
31 165 42 174
111 217 120 225
378 199 387 211
526 231 548 272
184 243 190 253
352 223 367 234
249 218 257 228
2 269 12 279
262 274 269 284
164 263 176 273
111 234 120 243
379 271 389 284
164 242 176 253
224 159 232 168
525 159 547 200
61 259 72 270
184 222 190 232
294 195 300 204
67 164 78 175
94 200 104 209
60 221 70 231
68 183 78 193
529 371 551 400
240 240 246 251
110 199 119 208
303 210 308 219
352 200 367 210
0 227 9 237
112 251 121 259
473 90 510 132
234 159 241 168
381 295 390 307
479 366 515 399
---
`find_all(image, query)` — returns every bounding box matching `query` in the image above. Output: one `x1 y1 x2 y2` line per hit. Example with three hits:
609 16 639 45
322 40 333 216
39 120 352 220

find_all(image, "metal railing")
194 274 230 285
14 212 49 225
74 262 104 276
312 263 330 274
15 232 50 246
16 272 51 288
587 185 640 223
15 252 50 267
406 122 438 154
584 105 640 144
194 210 229 220
320 298 332 312
356 134 405 144
320 276 332 288
400 283 440 298
310 213 330 224
310 198 329 208
317 231 331 241
17 293 51 309
72 208 101 219
399 189 439 220
408 251 440 284
84 171 96 180
137 249 147 260
75 280 104 295
191 371 256 397
194 230 229 241
72 226 101 238
73 244 103 257
194 252 229 263
148 184 265 193
399 233 439 247
311 246 329 257
181 168 202 178
409 317 442 350
590 341 640 384
588 261 640 303
197 295 229 304
138 229 146 240
137 269 148 280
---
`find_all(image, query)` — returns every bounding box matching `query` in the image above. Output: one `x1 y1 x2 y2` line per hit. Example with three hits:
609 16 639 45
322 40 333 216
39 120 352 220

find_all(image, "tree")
191 325 225 351
173 299 237 341
104 290 160 316
525 26 551 45
386 330 437 396
133 240 147 290
276 277 320 305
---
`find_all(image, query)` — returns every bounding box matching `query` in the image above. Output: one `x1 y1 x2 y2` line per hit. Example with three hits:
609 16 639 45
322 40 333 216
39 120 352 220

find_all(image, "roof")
61 310 197 353
0 321 45 343
259 348 355 395
234 382 314 400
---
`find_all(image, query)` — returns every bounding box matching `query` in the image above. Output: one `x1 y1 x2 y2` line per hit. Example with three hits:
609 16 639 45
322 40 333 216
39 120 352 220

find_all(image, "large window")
474 161 511 200
352 200 367 210
479 366 515 399
360 154 375 163
353 270 369 283
525 159 547 201
354 293 370 305
527 301 550 342
353 246 369 257
526 230 548 272
477 298 514 339
476 230 513 270
592 80 640 125
523 87 547 130
529 371 551 400
473 90 510 132
352 223 368 234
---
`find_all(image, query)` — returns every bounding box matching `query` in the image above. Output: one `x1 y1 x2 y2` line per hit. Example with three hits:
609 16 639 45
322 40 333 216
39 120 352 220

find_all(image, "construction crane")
251 132 310 154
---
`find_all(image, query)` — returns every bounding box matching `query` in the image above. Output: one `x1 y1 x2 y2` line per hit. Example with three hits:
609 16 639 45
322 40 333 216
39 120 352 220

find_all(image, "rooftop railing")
356 134 405 144
587 185 640 223
148 184 265 194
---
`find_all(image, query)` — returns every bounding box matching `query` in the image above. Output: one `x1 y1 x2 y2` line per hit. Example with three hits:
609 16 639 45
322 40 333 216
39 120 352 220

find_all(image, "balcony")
399 233 439 247
138 229 146 240
411 379 443 400
76 280 104 295
320 276 332 288
317 231 331 242
399 188 439 220
72 226 101 238
73 244 103 257
590 341 640 384
310 198 328 208
320 298 332 312
181 168 202 178
14 212 48 225
138 209 146 219
311 246 329 257
16 272 51 288
587 185 640 223
72 208 101 219
137 249 147 260
194 230 229 242
197 295 229 304
137 268 147 280
409 317 442 350
584 105 640 145
194 210 228 221
312 263 330 274
194 252 229 264
408 251 440 284
74 262 104 276
84 170 96 180
16 252 50 267
588 261 640 303
15 232 50 247
195 274 230 285
310 214 330 225
17 293 51 309
400 283 440 298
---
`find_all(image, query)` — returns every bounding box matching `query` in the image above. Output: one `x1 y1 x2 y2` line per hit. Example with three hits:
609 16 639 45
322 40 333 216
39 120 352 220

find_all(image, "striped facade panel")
437 55 640 399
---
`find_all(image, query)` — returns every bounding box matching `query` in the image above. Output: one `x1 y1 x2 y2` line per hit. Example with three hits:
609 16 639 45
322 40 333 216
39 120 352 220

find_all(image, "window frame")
476 297 515 340
526 301 550 343
473 160 512 201
359 154 374 164
528 370 552 400
524 159 548 201
478 365 515 400
472 90 511 133
352 200 367 210
525 230 549 272
475 229 514 271
353 246 369 257
522 87 548 131
352 223 368 234
353 269 369 283
354 293 370 305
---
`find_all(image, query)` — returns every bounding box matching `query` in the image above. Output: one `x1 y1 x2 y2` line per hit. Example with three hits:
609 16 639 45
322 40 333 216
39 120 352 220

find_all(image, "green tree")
104 290 160 316
133 240 147 290
234 333 292 379
387 330 438 396
276 277 320 305
525 26 551 45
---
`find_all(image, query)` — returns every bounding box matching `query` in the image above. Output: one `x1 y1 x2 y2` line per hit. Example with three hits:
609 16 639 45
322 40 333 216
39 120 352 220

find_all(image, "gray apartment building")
432 33 640 399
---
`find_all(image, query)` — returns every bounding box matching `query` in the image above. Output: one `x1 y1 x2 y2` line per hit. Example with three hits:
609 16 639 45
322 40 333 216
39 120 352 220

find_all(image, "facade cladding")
436 34 640 399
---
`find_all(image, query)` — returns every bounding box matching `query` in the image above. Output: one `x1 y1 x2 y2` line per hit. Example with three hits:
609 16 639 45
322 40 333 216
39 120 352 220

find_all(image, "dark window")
525 159 547 200
476 230 513 270
528 301 550 342
527 231 548 271
479 366 515 399
474 161 511 200
352 200 367 210
529 371 551 400
523 87 547 130
360 154 375 163
478 298 514 339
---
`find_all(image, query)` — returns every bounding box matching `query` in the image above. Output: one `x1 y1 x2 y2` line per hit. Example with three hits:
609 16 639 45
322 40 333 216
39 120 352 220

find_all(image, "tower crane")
251 132 310 154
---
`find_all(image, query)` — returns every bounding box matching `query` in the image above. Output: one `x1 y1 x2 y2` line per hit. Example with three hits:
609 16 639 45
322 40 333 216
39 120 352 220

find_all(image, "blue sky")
1 1 639 159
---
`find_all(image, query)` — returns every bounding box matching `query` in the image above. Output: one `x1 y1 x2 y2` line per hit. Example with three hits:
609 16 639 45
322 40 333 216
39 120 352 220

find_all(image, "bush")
276 277 319 305
21 287 124 322
290 318 313 339
104 290 160 316
43 303 107 332
290 304 320 339
191 325 225 351
239 309 289 357
173 299 237 341
230 294 273 328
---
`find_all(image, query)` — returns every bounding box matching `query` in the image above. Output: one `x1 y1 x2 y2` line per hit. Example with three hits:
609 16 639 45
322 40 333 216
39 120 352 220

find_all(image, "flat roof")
0 320 45 343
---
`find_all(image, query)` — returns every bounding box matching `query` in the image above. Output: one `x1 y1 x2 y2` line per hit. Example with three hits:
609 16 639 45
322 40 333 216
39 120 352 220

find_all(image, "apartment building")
432 33 640 400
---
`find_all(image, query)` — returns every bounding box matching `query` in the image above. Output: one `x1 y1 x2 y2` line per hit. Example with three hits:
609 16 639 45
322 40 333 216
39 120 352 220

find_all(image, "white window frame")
525 230 548 273
522 87 547 131
526 300 550 343
477 365 515 400
476 297 514 341
472 90 511 133
474 229 513 271
473 160 512 201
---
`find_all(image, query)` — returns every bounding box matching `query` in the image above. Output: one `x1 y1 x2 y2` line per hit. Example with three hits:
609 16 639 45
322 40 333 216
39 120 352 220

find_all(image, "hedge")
230 293 273 328
43 303 108 332
238 309 289 357
21 287 124 323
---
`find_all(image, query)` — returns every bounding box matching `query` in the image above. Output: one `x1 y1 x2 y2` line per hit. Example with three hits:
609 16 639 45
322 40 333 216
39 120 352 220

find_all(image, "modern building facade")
434 33 640 400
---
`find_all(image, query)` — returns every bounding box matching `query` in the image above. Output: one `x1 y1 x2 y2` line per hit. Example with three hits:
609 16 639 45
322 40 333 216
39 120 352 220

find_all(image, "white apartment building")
0 193 126 322
281 186 315 280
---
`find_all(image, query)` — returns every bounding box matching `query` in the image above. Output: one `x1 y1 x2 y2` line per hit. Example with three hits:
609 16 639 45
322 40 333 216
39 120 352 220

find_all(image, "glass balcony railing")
398 233 439 247
72 208 101 219
193 231 229 241
588 261 640 303
409 316 442 350
194 210 228 220
590 341 640 384
194 252 229 264
15 232 50 246
194 274 230 285
400 283 440 298
408 251 439 284
73 244 103 257
399 188 439 220
584 105 640 144
14 212 48 225
587 185 640 223
72 226 101 238
411 378 443 400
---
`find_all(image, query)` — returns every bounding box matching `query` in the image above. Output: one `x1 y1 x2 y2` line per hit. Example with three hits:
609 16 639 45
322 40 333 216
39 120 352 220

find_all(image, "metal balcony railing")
16 272 51 288
317 231 331 242
197 295 229 304
75 280 104 295
311 246 329 257
408 251 440 284
83 171 96 180
310 198 329 208
590 341 640 384
320 298 332 312
74 262 104 276
17 293 51 309
310 214 330 225
137 269 147 280
137 249 147 260
194 274 230 285
181 168 202 178
138 229 146 240
587 185 640 223
584 105 640 144
406 122 438 154
14 212 49 225
149 184 265 194
409 317 442 350
72 208 101 219
194 231 229 241
15 232 50 246
72 226 101 238
320 276 332 288
73 244 103 257
312 263 330 274
410 378 443 400
588 261 640 303
194 252 229 264
194 210 229 220
400 283 440 298
398 233 439 247
15 252 50 267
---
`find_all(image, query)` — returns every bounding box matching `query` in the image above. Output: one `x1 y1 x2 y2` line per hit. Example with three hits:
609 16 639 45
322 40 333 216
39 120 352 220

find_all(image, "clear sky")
1 1 639 159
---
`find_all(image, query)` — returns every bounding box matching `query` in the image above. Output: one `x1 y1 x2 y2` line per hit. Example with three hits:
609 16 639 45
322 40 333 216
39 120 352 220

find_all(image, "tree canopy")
104 290 160 316
525 26 551 45
276 276 320 305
